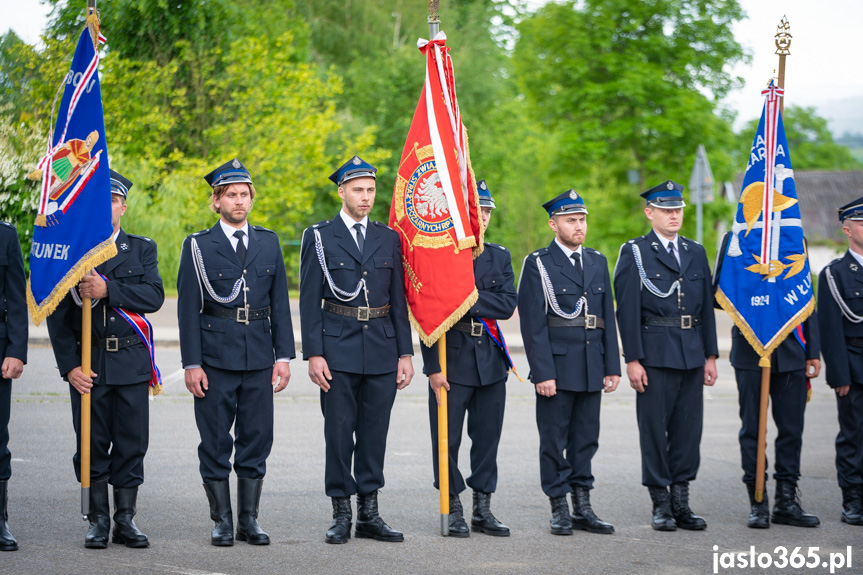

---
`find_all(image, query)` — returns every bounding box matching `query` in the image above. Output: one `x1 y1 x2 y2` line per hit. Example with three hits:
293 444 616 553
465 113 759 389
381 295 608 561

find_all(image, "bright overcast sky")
5 0 863 132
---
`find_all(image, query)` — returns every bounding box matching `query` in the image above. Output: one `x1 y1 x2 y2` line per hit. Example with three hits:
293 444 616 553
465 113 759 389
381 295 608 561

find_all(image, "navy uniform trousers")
614 230 718 487
47 230 163 486
715 233 820 485
818 252 863 490
519 241 621 497
421 242 517 495
0 223 28 482
300 216 413 498
177 222 295 483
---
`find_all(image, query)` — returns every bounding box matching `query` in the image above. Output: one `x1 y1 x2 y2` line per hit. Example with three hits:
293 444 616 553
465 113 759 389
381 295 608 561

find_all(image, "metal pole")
428 0 440 39
429 1 446 535
80 0 97 519
775 16 791 115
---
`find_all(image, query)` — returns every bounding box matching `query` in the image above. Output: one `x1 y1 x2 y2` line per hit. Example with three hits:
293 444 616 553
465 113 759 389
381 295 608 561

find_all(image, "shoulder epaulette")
126 233 152 243
373 221 396 232
485 242 509 252
0 221 15 230
310 220 331 230
190 228 211 238
589 248 607 259
252 225 276 234
627 235 646 245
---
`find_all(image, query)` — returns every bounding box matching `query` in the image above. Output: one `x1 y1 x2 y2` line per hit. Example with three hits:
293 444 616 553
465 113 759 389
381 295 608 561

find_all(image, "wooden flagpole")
79 0 97 519
428 0 449 538
755 16 793 504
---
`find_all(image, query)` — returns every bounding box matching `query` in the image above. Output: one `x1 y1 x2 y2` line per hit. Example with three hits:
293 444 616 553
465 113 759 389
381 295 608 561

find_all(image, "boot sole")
210 539 234 546
236 532 270 545
355 530 404 542
841 515 863 526
572 523 614 535
448 529 470 538
84 541 108 549
550 527 573 535
470 525 509 537
772 516 820 528
325 536 350 544
651 523 677 531
111 536 150 548
0 543 19 551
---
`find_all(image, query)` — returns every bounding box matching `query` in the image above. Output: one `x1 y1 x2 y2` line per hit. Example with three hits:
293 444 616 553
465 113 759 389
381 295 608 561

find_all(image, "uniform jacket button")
363 325 369 330
363 271 368 276
477 340 482 346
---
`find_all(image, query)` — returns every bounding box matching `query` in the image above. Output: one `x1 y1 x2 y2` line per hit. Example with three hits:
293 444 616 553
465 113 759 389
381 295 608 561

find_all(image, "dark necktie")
668 242 679 266
354 223 365 254
234 229 246 264
571 252 583 282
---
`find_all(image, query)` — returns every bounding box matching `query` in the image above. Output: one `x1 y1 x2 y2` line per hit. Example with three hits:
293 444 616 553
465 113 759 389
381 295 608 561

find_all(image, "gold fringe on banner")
716 286 814 366
411 287 479 347
27 237 118 326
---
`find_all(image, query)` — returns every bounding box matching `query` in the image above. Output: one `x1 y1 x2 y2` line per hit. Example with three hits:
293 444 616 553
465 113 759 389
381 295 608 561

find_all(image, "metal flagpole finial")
775 15 792 55
428 0 440 39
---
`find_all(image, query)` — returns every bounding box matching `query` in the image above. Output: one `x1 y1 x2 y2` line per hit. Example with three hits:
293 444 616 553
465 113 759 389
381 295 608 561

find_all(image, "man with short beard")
518 190 620 536
177 158 294 546
300 155 414 544
614 180 718 532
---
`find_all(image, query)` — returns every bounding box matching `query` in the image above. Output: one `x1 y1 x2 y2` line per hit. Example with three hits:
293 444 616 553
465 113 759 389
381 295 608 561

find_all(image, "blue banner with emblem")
26 26 117 326
716 83 813 363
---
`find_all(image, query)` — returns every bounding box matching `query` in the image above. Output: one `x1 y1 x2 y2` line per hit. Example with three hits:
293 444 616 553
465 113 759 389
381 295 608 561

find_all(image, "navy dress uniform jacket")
818 251 863 388
48 230 164 384
518 241 621 391
614 230 718 368
0 222 28 481
299 216 412 374
420 242 517 386
177 223 295 370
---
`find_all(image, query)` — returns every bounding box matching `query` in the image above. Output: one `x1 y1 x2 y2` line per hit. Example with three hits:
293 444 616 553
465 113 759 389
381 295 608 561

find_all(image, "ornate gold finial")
775 15 791 55
429 0 440 23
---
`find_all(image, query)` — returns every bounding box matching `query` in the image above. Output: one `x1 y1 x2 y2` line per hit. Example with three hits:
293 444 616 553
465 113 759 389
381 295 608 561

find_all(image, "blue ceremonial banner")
716 82 813 362
26 26 117 325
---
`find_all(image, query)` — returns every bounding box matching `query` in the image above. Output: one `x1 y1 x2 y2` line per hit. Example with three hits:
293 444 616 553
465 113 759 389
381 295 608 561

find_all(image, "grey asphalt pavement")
3 315 859 575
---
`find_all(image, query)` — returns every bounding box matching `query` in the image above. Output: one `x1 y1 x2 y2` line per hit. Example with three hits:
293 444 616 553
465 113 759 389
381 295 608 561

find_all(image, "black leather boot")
670 482 706 530
85 480 110 549
648 486 676 531
772 480 819 527
356 491 404 542
111 486 149 548
471 492 510 537
236 478 269 545
203 480 234 546
841 486 863 526
0 480 17 551
325 497 351 544
549 496 572 535
447 493 469 537
570 486 614 534
745 483 770 529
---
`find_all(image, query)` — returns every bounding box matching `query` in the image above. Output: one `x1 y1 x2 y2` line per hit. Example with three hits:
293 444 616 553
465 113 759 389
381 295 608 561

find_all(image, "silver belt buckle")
357 307 370 321
470 318 484 337
236 305 250 325
585 314 597 329
106 337 119 352
681 315 692 329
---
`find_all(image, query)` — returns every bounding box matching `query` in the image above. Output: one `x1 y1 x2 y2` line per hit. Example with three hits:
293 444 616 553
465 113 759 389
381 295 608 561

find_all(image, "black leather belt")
323 301 390 321
847 337 863 348
0 310 6 322
203 303 270 324
548 315 605 329
642 315 701 329
93 334 141 352
451 319 486 337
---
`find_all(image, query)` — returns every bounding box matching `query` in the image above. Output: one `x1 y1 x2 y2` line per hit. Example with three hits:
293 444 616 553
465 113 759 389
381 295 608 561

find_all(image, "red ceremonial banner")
389 32 482 346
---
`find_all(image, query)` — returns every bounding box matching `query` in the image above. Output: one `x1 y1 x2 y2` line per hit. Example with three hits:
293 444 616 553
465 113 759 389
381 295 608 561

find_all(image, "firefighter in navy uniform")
714 231 821 529
300 155 414 544
613 180 718 531
0 221 27 552
177 159 295 546
47 170 164 549
420 180 516 538
518 190 621 536
817 197 863 527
